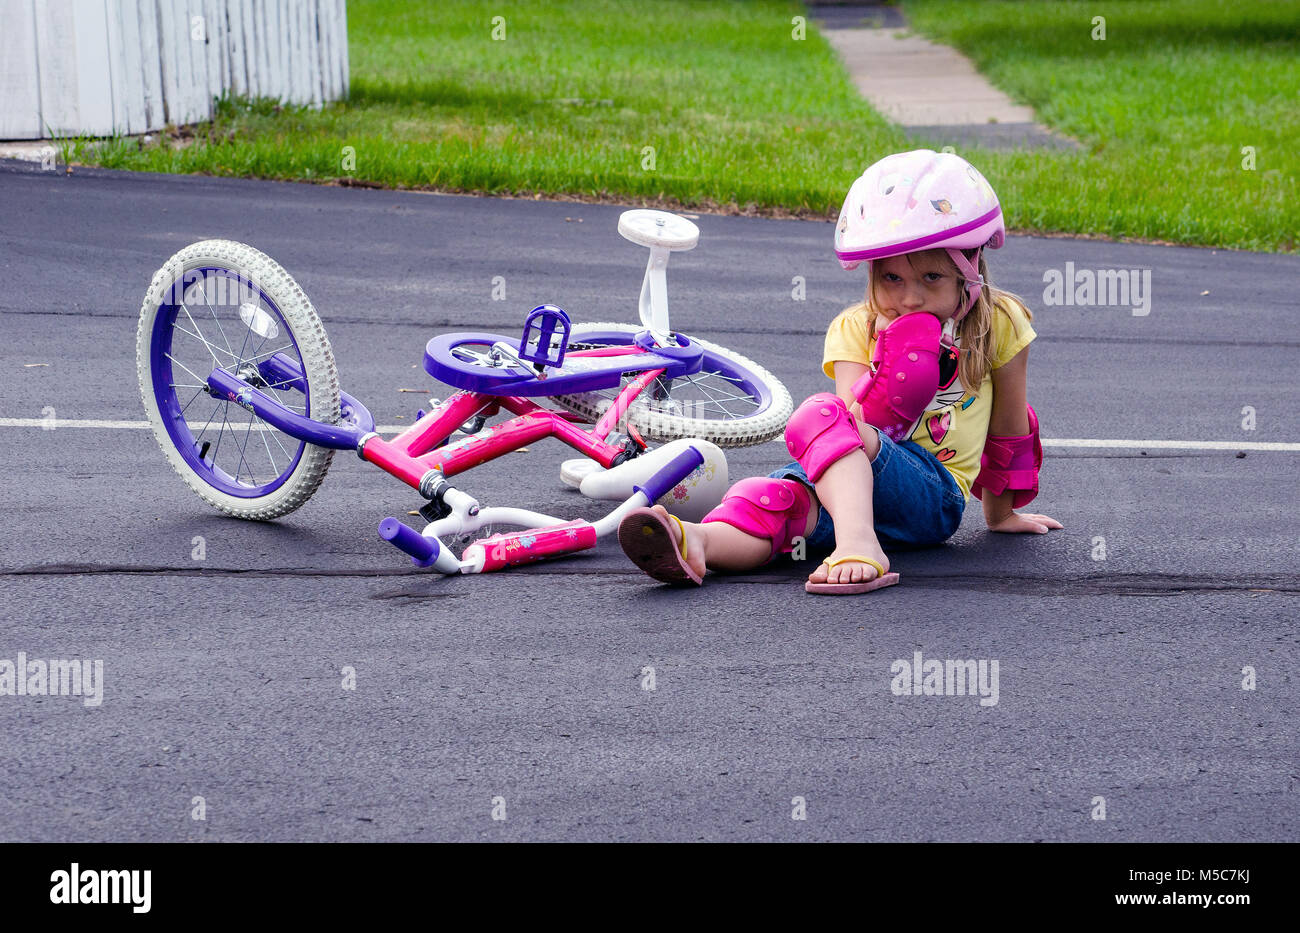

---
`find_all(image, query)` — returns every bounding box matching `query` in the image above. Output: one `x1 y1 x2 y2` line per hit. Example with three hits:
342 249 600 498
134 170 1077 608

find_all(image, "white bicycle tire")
136 239 340 520
551 323 792 448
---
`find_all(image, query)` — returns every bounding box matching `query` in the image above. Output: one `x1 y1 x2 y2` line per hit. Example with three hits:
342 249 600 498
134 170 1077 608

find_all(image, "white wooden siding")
0 0 348 139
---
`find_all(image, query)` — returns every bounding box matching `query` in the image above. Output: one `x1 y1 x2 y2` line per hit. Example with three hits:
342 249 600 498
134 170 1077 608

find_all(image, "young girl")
618 149 1062 594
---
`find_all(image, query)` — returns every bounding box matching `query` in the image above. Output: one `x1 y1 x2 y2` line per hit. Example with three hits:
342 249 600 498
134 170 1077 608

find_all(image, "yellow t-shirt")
822 297 1036 501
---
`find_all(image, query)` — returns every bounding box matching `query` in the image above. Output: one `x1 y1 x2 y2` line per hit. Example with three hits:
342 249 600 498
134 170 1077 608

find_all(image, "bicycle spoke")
173 321 238 362
237 410 258 485
234 305 254 374
257 368 310 414
701 393 742 419
247 328 274 370
571 357 763 423
178 385 208 418
212 404 229 469
266 421 295 462
165 352 211 387
243 343 297 365
178 301 225 369
673 374 746 417
614 371 751 420
222 410 252 486
257 370 306 405
677 376 731 417
676 372 750 402
195 279 236 357
192 397 221 448
255 415 280 477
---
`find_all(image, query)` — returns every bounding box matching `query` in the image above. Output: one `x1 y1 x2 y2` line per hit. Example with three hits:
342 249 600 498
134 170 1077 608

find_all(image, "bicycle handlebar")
633 445 705 503
379 517 442 569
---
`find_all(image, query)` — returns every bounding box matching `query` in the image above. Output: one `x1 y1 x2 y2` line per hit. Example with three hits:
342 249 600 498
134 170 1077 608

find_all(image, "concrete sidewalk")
809 2 1079 150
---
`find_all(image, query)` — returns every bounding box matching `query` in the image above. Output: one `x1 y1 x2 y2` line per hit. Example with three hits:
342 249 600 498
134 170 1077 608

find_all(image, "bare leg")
805 424 890 585
645 421 885 581
638 495 822 575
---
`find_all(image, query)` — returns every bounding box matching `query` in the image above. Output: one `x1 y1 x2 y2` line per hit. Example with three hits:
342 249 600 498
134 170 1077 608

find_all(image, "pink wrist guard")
850 313 943 442
972 404 1042 509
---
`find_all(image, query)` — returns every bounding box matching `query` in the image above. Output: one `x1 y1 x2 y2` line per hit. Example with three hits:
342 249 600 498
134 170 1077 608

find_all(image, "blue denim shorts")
769 426 966 551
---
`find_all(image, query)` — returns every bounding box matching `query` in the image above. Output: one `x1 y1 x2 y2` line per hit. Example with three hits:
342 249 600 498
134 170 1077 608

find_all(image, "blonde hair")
844 248 1032 398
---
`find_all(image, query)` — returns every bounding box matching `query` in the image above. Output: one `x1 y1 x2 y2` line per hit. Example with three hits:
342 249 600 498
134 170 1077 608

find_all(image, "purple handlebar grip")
379 517 439 567
634 446 705 504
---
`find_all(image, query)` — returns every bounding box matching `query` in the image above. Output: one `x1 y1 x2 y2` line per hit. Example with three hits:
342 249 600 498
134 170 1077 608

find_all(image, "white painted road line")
3 417 1298 452
3 418 152 429
0 417 413 434
1044 438 1300 452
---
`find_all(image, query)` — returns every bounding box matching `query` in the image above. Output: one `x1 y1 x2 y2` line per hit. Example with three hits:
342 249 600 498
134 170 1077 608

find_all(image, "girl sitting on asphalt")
617 149 1062 594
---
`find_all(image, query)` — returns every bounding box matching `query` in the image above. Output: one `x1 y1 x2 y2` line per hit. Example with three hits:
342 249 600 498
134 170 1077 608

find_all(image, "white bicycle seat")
618 210 699 251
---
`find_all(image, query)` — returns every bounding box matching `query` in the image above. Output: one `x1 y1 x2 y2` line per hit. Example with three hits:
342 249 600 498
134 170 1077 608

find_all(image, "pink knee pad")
784 393 866 483
850 312 944 442
701 477 812 562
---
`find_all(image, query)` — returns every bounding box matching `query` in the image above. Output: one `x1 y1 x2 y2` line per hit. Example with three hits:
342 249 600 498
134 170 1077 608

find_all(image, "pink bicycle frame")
359 348 665 492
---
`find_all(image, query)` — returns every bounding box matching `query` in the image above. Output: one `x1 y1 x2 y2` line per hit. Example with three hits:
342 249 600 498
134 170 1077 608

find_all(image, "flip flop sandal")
804 555 900 595
618 507 703 586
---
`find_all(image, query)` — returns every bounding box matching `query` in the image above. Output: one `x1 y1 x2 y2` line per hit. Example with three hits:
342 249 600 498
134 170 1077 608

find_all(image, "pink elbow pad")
850 313 943 442
972 404 1042 508
784 393 867 483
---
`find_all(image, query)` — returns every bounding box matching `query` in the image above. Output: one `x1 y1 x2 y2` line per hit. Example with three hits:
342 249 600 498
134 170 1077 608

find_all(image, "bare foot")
645 505 709 579
641 505 709 582
806 538 890 586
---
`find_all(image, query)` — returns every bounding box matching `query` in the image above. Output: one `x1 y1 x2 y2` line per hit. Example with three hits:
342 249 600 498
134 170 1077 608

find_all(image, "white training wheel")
560 457 605 488
618 209 699 251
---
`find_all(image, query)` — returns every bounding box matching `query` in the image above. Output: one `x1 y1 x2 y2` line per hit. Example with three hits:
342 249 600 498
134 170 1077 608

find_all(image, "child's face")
871 253 963 324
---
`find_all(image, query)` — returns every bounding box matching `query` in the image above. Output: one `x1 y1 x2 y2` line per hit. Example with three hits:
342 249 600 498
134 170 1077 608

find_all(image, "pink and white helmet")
834 149 1005 319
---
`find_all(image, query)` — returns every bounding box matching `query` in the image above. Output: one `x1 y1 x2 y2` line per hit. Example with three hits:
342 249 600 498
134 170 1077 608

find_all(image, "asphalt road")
1 159 1296 841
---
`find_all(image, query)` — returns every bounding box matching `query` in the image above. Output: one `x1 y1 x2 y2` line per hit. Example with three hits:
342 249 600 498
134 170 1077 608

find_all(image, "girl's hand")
986 511 1063 534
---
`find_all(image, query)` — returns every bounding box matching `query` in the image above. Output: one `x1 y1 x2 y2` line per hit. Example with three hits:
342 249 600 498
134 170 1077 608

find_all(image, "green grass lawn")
66 0 1298 251
903 0 1298 251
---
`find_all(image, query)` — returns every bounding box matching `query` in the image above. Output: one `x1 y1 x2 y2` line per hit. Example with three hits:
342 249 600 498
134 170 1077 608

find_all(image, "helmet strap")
946 247 983 321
